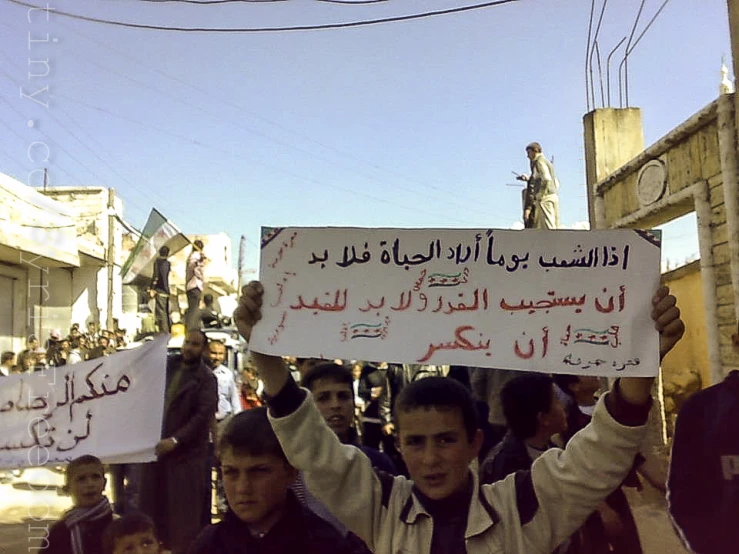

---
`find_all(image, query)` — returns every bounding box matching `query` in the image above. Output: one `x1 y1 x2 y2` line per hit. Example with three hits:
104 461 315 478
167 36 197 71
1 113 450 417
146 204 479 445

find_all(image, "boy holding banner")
234 281 684 554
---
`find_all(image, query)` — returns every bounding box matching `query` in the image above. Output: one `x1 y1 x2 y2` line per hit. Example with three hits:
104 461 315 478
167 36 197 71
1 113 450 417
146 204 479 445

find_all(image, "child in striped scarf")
41 455 113 554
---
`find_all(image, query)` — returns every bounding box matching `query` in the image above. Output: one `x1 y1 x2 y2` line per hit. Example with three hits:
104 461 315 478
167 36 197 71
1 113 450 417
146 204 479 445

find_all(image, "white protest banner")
251 228 663 377
0 335 167 469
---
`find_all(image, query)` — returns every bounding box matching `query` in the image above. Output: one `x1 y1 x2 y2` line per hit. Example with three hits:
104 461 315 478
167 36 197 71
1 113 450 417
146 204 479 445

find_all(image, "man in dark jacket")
149 245 172 334
480 373 567 484
190 407 367 554
356 363 385 450
554 373 644 554
668 369 739 553
139 329 217 554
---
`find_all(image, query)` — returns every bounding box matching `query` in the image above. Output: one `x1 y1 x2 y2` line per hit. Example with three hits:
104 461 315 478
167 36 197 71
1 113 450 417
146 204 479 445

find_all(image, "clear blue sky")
0 0 731 276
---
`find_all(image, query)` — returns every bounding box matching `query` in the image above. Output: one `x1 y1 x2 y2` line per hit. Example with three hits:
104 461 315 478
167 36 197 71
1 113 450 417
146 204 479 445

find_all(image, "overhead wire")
55 91 480 225
52 18 509 218
136 0 390 4
0 43 223 230
47 102 167 223
134 0 290 4
7 0 523 33
49 35 503 220
0 61 154 222
0 92 107 187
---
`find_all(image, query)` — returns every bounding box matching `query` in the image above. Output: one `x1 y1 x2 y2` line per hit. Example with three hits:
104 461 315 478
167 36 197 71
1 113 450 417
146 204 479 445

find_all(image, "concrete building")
584 95 739 386
0 176 132 352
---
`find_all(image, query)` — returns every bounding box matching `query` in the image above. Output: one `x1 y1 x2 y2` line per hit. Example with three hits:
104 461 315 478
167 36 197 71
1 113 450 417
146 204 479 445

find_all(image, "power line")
7 0 523 32
141 0 391 3
128 0 393 3
48 18 509 218
48 103 164 221
47 35 503 220
135 0 290 4
0 215 76 229
0 93 108 187
0 65 154 220
0 48 203 226
55 92 480 225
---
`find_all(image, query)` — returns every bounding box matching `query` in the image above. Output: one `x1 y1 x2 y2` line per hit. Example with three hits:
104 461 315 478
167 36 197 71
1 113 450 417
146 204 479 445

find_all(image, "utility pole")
38 168 48 338
237 235 246 294
106 188 115 331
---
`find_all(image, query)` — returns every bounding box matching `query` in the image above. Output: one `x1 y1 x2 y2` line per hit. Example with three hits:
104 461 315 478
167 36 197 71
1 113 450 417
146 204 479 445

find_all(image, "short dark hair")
526 141 543 153
65 455 103 488
188 329 208 345
552 374 580 398
501 373 555 439
1 351 14 364
447 366 472 390
159 245 170 256
203 293 214 305
218 407 287 462
394 377 478 441
102 512 158 554
193 239 204 249
302 363 353 393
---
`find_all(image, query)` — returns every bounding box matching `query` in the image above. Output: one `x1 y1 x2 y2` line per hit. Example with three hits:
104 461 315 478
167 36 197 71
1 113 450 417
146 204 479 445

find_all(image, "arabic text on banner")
251 228 662 378
0 335 167 469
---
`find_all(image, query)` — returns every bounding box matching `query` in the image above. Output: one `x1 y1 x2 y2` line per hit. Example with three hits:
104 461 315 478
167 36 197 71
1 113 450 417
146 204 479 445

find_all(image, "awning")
0 173 80 267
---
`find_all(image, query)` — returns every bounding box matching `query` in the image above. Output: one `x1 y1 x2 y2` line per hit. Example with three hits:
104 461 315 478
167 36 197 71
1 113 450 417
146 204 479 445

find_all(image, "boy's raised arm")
519 285 685 551
233 281 387 547
618 285 684 405
234 281 292 396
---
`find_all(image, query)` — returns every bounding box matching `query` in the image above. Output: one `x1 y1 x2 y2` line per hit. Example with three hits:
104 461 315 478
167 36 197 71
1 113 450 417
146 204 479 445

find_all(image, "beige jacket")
270 389 647 554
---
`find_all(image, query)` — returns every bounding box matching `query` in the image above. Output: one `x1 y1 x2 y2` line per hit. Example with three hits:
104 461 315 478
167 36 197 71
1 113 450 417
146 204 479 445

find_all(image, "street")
1 467 82 553
0 467 689 554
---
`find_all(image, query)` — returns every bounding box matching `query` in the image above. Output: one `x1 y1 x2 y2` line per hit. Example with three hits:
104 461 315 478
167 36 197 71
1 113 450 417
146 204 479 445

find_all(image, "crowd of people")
22 280 690 554
0 321 128 377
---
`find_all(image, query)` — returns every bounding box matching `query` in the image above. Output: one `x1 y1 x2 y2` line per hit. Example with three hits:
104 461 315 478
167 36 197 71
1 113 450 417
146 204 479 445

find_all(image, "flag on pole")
120 209 190 286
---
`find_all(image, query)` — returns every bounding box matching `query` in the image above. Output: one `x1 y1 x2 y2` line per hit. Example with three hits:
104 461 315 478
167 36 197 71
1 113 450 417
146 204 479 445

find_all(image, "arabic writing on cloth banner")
250 228 662 378
0 335 167 470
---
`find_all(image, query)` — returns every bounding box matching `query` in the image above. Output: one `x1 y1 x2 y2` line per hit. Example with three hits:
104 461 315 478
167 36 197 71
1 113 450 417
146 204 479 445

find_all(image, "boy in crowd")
480 374 581 553
102 513 161 554
42 455 114 554
301 363 396 474
234 281 684 554
292 363 395 546
1 350 15 376
189 408 369 553
479 373 567 485
553 373 645 554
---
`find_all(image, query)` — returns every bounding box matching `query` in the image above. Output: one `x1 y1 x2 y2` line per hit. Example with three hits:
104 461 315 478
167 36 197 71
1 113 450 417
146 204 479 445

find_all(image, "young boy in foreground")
41 455 113 554
234 282 685 553
189 407 370 553
102 512 161 554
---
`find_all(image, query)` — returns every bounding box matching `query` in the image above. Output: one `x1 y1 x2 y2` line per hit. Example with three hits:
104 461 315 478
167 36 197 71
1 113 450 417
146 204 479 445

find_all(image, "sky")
0 0 732 277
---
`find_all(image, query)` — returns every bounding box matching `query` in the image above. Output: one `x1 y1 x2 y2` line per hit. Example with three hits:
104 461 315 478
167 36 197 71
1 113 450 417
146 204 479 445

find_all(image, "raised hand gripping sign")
251 227 662 377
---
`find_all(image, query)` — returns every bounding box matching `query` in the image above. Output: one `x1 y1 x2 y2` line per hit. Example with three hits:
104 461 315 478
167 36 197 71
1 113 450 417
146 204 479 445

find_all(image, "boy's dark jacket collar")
195 490 365 553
